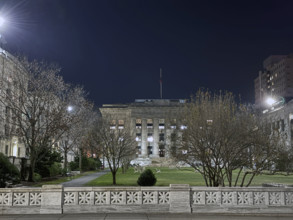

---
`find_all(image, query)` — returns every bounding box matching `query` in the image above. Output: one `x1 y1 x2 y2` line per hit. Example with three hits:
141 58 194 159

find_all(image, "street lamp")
67 105 74 112
0 16 6 48
0 17 5 27
263 96 285 114
265 96 285 107
265 97 277 106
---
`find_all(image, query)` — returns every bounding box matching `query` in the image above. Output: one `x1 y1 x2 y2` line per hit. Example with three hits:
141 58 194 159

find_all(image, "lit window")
147 119 153 128
147 133 153 142
118 120 124 129
159 119 165 129
110 120 116 129
207 120 213 125
171 119 176 129
136 119 142 129
180 125 187 130
136 133 141 141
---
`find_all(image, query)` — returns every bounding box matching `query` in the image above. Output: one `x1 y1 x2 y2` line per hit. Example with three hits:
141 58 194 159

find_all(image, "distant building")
99 99 185 159
255 54 293 107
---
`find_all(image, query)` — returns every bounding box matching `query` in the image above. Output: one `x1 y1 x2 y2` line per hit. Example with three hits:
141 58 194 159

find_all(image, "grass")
32 171 98 187
85 167 293 187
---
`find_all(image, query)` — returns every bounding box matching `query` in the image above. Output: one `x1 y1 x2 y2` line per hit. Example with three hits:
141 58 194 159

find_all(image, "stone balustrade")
1 184 293 214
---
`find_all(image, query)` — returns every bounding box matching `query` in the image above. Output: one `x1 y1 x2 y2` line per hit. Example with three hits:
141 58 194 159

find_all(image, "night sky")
1 0 293 106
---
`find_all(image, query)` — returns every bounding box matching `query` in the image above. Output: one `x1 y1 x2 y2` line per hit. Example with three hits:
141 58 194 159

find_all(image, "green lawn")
85 167 293 187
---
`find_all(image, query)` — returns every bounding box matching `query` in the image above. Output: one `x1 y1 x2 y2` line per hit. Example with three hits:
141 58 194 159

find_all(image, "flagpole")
160 68 163 99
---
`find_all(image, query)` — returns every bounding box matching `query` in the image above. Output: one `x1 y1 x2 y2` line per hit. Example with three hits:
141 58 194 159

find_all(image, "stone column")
153 118 159 157
40 185 63 214
141 118 147 157
169 184 191 213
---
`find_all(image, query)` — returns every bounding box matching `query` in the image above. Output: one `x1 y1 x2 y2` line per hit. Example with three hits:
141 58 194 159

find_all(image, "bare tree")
59 89 96 172
94 117 136 185
175 90 284 187
0 57 89 181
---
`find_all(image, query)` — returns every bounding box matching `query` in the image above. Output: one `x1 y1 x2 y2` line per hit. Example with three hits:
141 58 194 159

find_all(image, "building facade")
0 48 26 168
263 100 293 151
255 54 293 107
100 99 185 159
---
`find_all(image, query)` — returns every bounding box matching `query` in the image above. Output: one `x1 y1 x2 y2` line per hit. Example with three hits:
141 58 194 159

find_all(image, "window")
137 146 141 155
147 119 153 128
207 119 213 124
159 119 165 129
159 133 164 142
180 125 187 130
110 120 116 129
136 119 142 129
118 120 124 129
159 145 165 157
147 133 153 142
281 120 285 132
136 133 141 141
170 119 177 129
5 145 9 155
147 146 153 155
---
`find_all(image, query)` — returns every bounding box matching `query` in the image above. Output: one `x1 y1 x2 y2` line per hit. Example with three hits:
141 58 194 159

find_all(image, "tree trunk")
112 171 116 185
64 147 68 172
28 156 36 182
79 148 82 171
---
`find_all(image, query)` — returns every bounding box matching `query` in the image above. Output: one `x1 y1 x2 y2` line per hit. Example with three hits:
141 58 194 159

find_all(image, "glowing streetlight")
0 17 5 27
67 106 73 112
266 97 276 106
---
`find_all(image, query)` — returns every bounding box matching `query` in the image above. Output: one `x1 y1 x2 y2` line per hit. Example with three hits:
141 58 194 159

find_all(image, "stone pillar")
165 129 171 158
40 185 63 214
153 118 159 157
141 118 147 157
169 184 191 213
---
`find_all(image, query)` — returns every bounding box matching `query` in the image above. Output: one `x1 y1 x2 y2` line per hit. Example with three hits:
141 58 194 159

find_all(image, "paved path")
62 170 110 187
1 213 293 220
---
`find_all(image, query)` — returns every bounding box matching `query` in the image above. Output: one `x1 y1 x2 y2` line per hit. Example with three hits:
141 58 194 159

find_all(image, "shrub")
137 169 157 186
49 162 62 177
34 173 42 182
70 156 102 171
0 153 20 187
35 150 63 178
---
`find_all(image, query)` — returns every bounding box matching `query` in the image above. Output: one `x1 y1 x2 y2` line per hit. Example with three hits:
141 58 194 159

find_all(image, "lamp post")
263 96 285 113
0 16 6 48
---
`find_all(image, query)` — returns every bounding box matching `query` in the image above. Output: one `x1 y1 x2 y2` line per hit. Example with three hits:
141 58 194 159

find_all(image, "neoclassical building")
0 48 26 168
100 99 185 159
263 100 293 150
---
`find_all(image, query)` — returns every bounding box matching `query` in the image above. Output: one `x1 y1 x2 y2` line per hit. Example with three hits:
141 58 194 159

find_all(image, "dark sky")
1 0 293 106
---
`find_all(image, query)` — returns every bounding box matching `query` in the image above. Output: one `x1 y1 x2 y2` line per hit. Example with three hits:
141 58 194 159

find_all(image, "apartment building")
255 54 293 107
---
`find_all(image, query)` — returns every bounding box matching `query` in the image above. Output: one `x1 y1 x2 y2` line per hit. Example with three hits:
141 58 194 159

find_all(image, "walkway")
1 213 293 220
62 170 109 187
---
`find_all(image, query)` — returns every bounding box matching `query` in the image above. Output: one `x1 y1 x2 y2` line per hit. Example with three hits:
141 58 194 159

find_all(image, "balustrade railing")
0 185 293 214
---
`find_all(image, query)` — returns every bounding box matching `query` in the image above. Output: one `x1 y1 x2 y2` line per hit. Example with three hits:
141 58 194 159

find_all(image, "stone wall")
0 185 293 214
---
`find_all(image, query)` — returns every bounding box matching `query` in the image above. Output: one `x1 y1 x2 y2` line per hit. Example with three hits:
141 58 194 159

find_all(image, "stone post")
169 184 191 213
40 185 63 214
141 118 147 157
153 118 159 157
